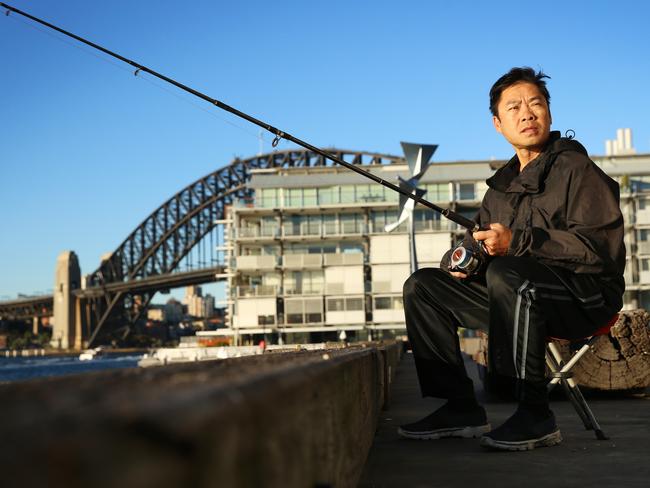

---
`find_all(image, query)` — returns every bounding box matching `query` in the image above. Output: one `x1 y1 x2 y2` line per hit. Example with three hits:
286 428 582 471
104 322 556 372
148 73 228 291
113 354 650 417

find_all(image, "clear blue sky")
1 0 649 301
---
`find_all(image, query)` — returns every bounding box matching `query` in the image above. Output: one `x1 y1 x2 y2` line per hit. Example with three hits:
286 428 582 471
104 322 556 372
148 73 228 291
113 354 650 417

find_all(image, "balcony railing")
284 287 324 295
367 220 460 233
235 255 278 270
323 253 364 266
282 254 323 268
236 285 278 297
282 223 322 237
322 222 365 236
236 227 279 239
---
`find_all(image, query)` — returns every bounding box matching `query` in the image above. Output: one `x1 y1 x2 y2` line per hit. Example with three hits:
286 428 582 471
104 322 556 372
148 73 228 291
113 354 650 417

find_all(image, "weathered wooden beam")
472 309 650 391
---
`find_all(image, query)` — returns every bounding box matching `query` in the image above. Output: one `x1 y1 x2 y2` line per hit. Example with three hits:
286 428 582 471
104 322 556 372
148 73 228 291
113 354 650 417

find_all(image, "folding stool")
545 314 619 441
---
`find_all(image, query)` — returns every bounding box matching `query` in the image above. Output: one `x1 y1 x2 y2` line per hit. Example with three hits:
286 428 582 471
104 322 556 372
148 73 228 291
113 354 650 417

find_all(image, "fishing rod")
1 2 479 232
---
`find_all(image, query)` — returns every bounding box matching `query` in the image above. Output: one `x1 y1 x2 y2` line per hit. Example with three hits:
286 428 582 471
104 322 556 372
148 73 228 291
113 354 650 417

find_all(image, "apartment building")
221 147 650 342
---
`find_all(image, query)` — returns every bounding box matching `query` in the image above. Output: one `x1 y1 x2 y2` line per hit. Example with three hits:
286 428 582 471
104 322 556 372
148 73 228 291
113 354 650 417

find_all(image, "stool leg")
546 344 593 431
546 342 608 440
566 377 609 440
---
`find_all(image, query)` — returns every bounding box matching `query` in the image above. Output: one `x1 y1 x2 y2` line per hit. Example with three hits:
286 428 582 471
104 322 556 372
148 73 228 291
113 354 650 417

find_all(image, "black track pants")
403 256 619 401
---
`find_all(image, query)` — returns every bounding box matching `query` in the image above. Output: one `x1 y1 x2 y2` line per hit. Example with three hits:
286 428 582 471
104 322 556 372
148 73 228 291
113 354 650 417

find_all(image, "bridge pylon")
51 251 81 349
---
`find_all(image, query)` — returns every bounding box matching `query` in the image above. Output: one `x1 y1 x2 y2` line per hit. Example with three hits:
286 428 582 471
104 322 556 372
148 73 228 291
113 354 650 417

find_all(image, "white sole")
397 424 491 440
479 429 562 451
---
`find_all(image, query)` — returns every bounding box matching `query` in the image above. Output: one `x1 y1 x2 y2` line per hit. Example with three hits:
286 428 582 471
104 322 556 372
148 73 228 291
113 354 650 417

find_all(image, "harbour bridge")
0 148 404 349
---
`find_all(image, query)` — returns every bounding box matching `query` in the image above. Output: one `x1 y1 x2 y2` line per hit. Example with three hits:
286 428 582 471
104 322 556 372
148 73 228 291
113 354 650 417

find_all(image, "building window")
457 183 475 201
374 296 403 310
340 185 356 204
424 183 451 202
631 177 650 193
303 188 317 206
258 188 278 208
327 298 345 312
260 216 278 237
258 315 275 325
318 187 336 205
285 270 324 295
370 210 400 233
346 297 363 311
327 297 364 312
284 188 303 207
357 184 385 202
341 242 363 254
340 213 362 234
285 297 323 324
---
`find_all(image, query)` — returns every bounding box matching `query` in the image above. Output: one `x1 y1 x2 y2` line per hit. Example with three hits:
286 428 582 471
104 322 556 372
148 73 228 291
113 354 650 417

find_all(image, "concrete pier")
0 341 400 488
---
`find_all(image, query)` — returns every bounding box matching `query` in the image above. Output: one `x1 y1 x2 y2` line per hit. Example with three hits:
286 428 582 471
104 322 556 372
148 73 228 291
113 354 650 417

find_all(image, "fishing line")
2 7 272 146
1 2 477 231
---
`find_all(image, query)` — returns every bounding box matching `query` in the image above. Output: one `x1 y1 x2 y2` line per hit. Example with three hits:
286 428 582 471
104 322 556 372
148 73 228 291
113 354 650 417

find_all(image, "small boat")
79 347 105 361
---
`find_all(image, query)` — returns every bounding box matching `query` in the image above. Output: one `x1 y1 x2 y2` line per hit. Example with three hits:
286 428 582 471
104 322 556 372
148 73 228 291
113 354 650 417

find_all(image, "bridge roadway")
0 266 225 320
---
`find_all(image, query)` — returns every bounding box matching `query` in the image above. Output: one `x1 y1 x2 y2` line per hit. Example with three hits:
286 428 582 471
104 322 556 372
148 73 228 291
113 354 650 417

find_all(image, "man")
398 67 625 451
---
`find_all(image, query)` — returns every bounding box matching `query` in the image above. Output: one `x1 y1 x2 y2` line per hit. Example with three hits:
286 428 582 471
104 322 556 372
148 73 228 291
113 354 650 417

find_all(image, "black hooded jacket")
454 131 626 297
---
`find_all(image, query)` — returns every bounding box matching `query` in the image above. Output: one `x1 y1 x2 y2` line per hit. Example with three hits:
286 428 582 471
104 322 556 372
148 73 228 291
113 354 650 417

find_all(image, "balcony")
236 285 278 298
235 255 277 270
282 254 323 268
236 227 279 239
412 220 458 232
284 286 324 296
322 222 366 237
323 253 364 266
282 223 322 238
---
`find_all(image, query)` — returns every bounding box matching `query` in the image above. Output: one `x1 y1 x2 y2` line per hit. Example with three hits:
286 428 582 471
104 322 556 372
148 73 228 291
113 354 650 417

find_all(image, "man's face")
492 81 551 154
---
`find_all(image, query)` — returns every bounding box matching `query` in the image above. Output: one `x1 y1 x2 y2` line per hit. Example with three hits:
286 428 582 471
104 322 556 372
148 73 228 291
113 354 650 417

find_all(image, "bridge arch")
86 148 403 345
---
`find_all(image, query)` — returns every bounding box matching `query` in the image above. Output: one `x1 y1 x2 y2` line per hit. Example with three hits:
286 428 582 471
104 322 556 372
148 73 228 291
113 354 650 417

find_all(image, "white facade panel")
636 210 650 225
324 266 364 294
373 309 405 323
415 233 453 263
372 264 410 293
370 234 409 264
640 271 650 284
234 298 277 328
236 255 277 270
323 253 364 266
326 310 366 325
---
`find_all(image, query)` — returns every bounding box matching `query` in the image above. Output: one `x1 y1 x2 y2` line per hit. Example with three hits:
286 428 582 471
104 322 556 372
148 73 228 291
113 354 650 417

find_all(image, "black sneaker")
480 408 562 451
397 403 490 440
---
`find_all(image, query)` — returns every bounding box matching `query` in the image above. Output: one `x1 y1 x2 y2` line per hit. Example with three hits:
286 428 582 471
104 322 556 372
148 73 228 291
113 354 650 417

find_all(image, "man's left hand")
472 223 512 256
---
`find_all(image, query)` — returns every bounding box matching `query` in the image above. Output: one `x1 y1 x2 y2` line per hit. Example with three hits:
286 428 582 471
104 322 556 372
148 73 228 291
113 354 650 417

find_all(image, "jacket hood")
487 131 588 194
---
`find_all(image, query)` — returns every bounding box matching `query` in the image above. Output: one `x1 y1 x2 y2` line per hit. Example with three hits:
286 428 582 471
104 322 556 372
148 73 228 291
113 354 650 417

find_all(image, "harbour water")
0 353 143 383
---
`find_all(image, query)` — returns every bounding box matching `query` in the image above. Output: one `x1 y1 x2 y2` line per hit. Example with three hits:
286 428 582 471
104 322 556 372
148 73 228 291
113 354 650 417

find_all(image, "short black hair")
489 67 550 117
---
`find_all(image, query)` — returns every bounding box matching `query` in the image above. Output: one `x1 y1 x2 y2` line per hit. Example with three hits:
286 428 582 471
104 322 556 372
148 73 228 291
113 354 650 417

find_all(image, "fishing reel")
449 242 486 276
